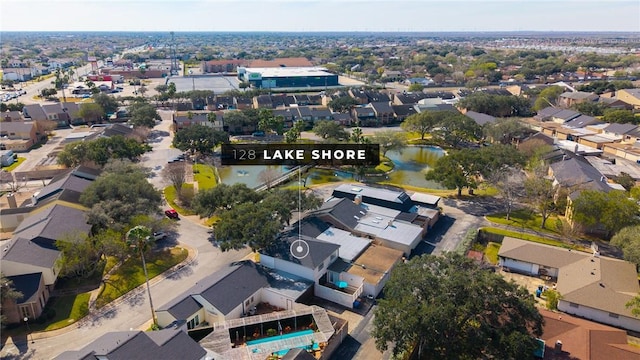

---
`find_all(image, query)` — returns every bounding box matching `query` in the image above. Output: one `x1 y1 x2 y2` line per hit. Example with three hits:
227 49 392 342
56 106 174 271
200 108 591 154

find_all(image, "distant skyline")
1 0 639 33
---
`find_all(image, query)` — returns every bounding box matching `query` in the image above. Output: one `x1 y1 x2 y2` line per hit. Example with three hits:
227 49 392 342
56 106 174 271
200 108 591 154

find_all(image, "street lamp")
126 225 157 327
23 317 34 344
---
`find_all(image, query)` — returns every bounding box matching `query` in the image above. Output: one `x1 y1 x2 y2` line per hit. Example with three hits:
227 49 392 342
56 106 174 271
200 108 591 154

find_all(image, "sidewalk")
14 242 198 341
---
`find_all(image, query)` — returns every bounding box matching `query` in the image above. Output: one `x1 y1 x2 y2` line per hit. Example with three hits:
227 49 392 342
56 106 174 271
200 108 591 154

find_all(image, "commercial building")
237 67 338 89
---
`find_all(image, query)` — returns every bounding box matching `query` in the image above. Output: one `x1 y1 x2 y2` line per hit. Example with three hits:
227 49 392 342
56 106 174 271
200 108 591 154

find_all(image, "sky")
1 0 639 32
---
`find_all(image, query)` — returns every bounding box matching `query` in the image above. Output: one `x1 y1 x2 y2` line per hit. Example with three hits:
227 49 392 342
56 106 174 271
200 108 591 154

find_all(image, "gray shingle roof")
551 109 581 122
315 197 363 230
7 273 43 304
534 106 563 119
1 237 61 268
54 328 206 360
604 123 638 135
549 156 608 192
159 261 270 317
465 111 496 126
12 204 90 242
369 101 394 115
23 104 47 121
263 235 339 270
564 115 601 128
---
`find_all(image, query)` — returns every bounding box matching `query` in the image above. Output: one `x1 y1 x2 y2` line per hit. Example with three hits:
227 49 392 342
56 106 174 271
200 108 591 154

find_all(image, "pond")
218 146 446 190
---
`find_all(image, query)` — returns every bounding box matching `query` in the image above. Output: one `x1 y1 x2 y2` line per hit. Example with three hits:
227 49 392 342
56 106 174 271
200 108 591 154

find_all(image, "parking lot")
169 75 240 93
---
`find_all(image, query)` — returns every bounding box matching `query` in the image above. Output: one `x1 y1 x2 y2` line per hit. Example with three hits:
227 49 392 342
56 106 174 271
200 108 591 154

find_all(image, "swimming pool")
246 329 319 355
246 329 314 346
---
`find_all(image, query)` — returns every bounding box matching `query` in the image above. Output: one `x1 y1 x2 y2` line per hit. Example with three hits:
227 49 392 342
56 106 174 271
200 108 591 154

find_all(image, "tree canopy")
57 135 150 167
611 225 640 268
425 149 480 196
457 92 531 117
92 93 120 114
430 113 482 148
400 111 441 140
327 96 358 113
172 124 229 156
128 101 161 128
373 253 544 359
80 160 161 229
312 120 349 141
602 109 638 125
571 190 639 238
371 130 406 156
1 273 22 327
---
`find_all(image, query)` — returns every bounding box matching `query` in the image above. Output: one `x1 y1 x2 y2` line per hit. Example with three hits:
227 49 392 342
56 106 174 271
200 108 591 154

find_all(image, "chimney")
7 193 17 208
354 195 362 205
554 340 563 354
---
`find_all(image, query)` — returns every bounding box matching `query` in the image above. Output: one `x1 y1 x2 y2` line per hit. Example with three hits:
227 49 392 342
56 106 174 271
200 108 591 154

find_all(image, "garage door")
503 258 534 274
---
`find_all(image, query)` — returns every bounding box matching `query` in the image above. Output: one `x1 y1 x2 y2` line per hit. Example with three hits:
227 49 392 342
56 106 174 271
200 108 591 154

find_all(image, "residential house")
254 94 273 108
172 111 223 131
0 149 15 166
352 107 376 126
616 88 640 109
0 121 38 151
498 237 640 332
331 113 353 126
392 104 417 122
585 156 640 183
234 97 253 110
393 92 429 106
331 184 415 212
550 109 581 124
348 89 369 105
539 308 640 360
199 305 337 360
602 123 639 142
558 91 599 108
2 111 24 122
1 273 50 323
369 102 395 125
598 97 634 111
602 142 640 163
22 104 48 122
404 77 433 86
383 70 402 81
0 204 92 290
156 261 313 329
563 115 602 129
465 111 496 126
535 107 564 122
548 156 612 195
1 68 33 82
54 328 207 360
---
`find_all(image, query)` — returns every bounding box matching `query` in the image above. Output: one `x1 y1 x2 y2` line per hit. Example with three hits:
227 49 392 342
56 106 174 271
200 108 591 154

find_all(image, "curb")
23 242 198 341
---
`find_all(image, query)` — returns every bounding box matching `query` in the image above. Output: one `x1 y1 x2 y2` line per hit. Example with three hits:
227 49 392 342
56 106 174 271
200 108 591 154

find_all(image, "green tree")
55 231 102 278
603 109 637 125
407 83 424 92
125 225 157 326
482 118 527 144
80 160 161 229
215 202 282 252
524 176 556 229
571 190 639 238
611 225 640 268
172 124 229 157
312 120 349 141
372 253 543 359
284 120 305 144
57 141 91 167
56 135 149 167
371 130 406 157
167 82 176 98
257 108 284 135
128 101 161 128
192 183 262 218
477 144 526 179
431 113 481 148
78 103 105 124
92 93 120 114
327 96 358 113
615 172 636 191
400 111 440 140
458 92 531 117
425 149 480 196
1 273 23 327
571 102 606 116
533 85 564 111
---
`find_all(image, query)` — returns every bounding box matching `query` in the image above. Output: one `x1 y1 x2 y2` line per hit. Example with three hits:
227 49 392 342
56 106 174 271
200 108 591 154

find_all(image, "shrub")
266 328 278 337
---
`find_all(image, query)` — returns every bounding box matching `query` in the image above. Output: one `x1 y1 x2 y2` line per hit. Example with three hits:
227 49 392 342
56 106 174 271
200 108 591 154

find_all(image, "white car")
150 232 167 241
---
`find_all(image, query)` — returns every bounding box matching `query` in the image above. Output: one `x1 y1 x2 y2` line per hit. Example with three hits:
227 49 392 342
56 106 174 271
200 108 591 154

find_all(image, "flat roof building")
238 67 339 89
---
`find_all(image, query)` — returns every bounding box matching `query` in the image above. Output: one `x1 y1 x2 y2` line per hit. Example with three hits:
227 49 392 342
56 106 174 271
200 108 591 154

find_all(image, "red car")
164 209 179 219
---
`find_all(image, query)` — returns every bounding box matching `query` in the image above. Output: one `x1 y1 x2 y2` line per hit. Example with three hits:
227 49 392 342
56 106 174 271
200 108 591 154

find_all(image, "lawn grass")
480 227 590 252
193 164 217 189
6 292 93 334
205 215 220 227
486 209 561 234
95 247 188 308
163 184 196 215
484 242 501 265
1 157 26 171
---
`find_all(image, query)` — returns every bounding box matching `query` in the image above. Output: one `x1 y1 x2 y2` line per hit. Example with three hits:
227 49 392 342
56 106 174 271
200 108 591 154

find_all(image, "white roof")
242 67 332 78
355 218 422 247
316 227 370 262
410 192 441 205
360 203 401 218
556 140 603 156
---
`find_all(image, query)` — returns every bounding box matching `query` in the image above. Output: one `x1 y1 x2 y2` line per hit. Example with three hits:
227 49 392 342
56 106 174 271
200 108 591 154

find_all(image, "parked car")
151 232 167 240
164 209 179 219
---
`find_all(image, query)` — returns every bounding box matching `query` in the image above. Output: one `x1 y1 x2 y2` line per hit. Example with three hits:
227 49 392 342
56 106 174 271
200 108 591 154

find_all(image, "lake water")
217 146 445 189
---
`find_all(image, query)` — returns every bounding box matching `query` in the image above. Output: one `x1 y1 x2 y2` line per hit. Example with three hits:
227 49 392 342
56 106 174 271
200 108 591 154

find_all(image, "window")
569 303 579 308
330 254 337 261
609 313 619 319
245 299 250 307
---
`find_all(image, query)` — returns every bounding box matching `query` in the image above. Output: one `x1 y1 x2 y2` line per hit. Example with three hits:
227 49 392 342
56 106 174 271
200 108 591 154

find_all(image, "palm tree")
125 225 157 326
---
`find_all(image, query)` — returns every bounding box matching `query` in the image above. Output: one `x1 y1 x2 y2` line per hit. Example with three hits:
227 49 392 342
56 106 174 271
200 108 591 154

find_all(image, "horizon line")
2 30 639 33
